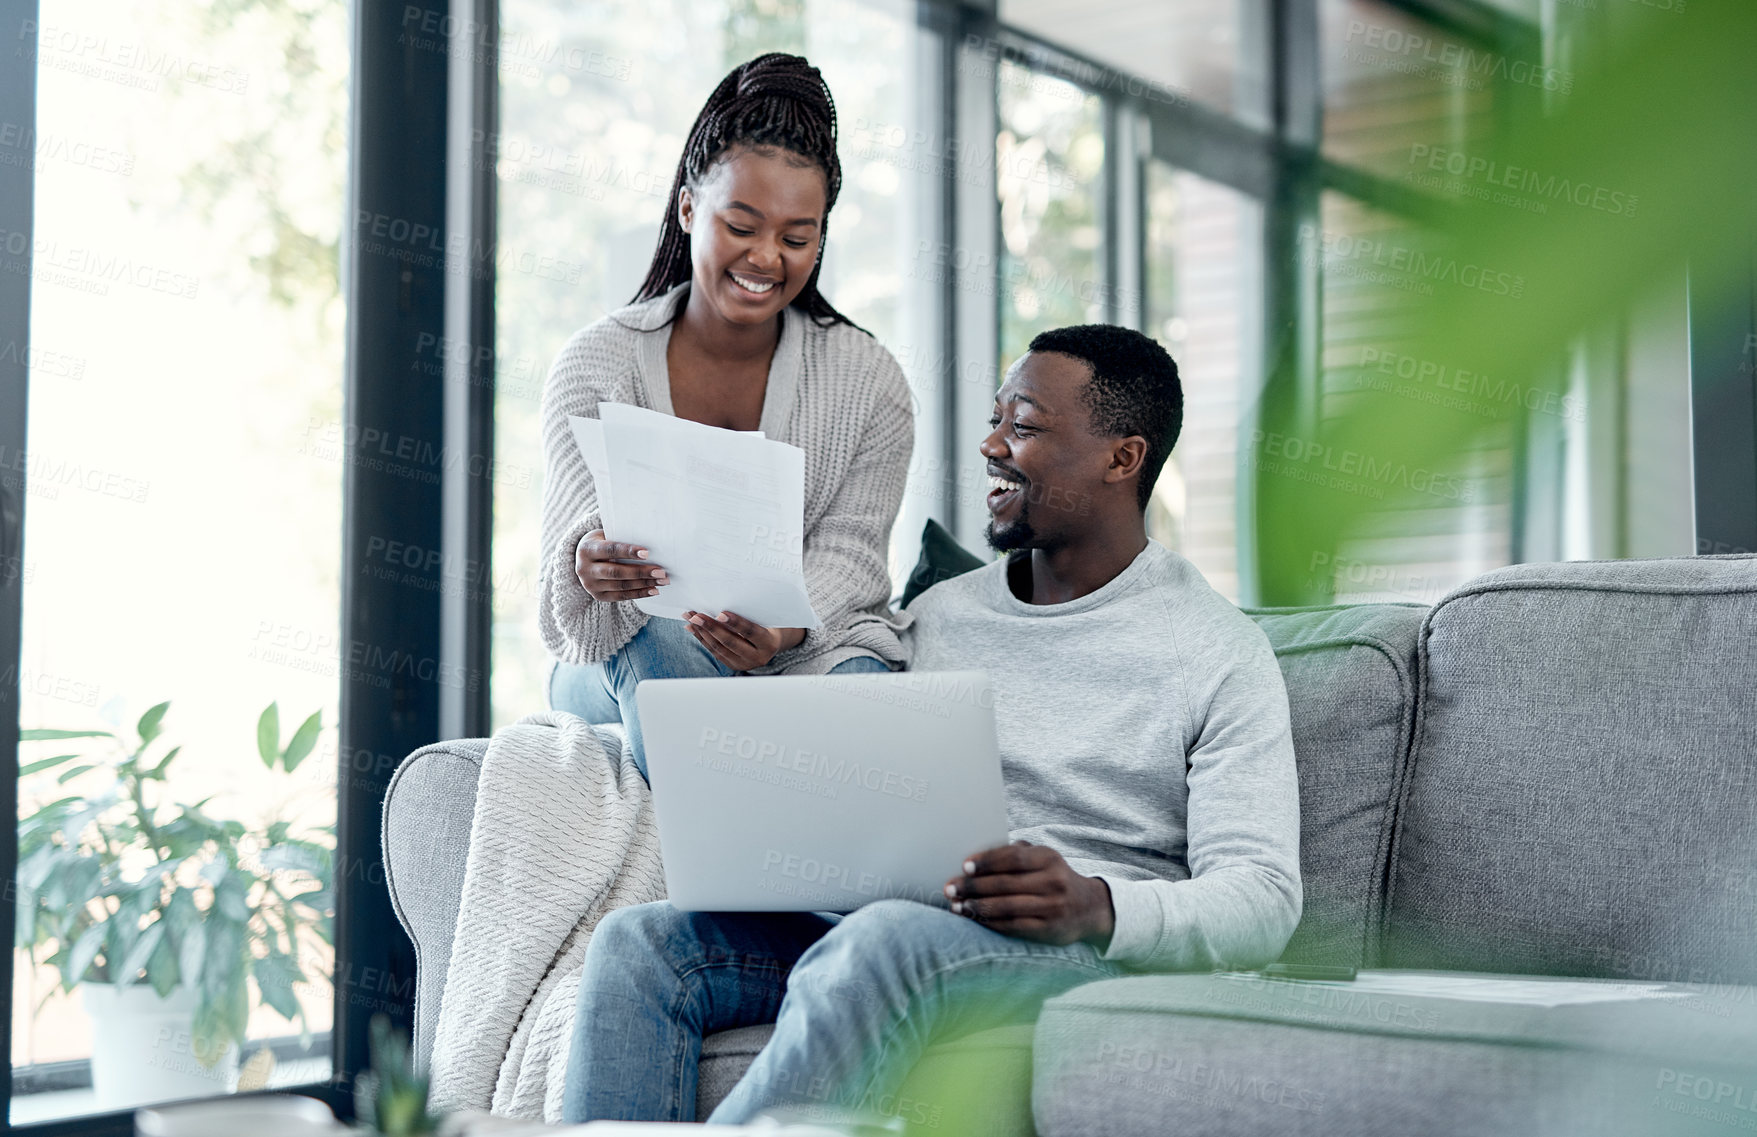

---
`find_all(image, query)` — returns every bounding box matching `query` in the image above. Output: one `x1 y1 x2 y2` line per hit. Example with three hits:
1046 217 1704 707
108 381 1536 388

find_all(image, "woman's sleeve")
757 348 915 675
536 331 650 666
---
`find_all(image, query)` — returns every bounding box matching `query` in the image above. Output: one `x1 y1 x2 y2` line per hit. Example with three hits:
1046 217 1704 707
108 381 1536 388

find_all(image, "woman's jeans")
549 616 889 781
560 899 1120 1125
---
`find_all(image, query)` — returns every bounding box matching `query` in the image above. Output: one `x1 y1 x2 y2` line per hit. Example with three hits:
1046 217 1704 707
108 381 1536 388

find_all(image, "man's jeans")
560 899 1121 1125
549 616 889 780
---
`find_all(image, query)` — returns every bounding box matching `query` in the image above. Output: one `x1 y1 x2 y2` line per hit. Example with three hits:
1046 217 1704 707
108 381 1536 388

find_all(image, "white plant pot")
82 983 240 1111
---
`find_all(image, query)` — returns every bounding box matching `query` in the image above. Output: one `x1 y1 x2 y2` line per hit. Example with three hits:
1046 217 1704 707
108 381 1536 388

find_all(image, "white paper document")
1219 970 1691 1008
568 404 820 629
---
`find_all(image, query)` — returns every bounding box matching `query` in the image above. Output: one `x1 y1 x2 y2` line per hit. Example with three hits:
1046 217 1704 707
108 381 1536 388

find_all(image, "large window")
490 0 944 726
995 59 1104 367
12 0 349 1122
1142 162 1260 603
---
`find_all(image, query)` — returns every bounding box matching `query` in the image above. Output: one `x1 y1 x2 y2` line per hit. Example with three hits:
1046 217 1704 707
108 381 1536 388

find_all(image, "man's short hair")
1027 324 1183 512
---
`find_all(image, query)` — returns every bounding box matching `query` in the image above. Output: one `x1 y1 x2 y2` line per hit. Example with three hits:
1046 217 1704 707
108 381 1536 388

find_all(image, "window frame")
2 0 493 1128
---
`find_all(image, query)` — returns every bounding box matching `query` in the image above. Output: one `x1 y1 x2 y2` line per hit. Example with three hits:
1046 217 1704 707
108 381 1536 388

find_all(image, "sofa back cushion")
1247 605 1426 969
1385 554 1757 984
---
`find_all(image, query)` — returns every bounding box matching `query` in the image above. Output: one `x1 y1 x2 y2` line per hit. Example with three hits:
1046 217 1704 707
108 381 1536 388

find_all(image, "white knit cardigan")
537 284 915 676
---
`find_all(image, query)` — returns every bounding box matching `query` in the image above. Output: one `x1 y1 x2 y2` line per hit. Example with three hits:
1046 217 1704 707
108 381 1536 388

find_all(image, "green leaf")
146 746 183 779
16 844 58 891
19 753 82 776
20 729 113 741
60 793 117 847
215 878 250 923
281 710 321 772
146 934 180 997
136 701 171 746
260 844 327 879
55 764 97 785
117 922 165 982
15 884 37 947
253 954 301 1020
67 923 108 986
256 703 280 767
179 921 207 984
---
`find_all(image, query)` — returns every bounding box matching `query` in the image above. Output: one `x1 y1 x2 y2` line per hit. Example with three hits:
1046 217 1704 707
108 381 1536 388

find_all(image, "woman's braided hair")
633 52 856 329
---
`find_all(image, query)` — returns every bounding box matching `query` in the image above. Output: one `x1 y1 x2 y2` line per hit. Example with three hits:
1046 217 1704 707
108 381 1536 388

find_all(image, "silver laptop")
636 671 1010 912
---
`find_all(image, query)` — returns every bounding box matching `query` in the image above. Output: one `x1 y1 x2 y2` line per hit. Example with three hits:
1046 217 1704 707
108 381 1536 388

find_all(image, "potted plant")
15 700 335 1108
353 1014 441 1136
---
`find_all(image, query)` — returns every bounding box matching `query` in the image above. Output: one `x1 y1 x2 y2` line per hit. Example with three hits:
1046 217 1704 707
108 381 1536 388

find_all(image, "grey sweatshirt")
901 539 1302 971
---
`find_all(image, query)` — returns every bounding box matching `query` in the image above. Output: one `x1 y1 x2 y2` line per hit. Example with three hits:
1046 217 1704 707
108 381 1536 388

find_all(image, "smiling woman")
537 53 915 781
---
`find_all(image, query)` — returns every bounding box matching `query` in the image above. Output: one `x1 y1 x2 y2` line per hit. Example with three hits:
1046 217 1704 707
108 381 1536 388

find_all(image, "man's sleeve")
1096 627 1302 971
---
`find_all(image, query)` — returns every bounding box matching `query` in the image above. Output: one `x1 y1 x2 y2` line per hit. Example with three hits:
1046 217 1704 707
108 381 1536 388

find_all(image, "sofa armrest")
382 737 488 1074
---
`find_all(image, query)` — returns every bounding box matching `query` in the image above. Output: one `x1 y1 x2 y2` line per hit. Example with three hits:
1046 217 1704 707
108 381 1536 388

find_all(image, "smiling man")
564 324 1301 1127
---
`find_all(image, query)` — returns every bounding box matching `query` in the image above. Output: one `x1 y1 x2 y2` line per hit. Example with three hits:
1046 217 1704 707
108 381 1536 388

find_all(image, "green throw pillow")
900 518 987 608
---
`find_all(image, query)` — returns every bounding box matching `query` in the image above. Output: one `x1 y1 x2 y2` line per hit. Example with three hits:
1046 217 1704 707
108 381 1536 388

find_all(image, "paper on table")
1218 970 1692 1008
569 404 820 629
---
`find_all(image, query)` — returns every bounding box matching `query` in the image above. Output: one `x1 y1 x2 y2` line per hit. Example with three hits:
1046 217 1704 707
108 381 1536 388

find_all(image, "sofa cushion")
901 517 989 608
1246 604 1426 969
1386 554 1757 984
1032 970 1757 1137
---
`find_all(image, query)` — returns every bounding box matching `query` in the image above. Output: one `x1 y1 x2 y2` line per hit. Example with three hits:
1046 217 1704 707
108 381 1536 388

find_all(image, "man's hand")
683 609 806 672
944 840 1115 949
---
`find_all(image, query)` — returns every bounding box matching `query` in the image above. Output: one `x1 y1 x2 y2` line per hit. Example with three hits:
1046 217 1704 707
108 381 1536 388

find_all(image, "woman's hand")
943 840 1115 948
684 610 806 671
575 529 669 602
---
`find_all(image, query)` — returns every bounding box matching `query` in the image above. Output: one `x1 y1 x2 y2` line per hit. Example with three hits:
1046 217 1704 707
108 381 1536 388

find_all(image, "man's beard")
985 501 1038 552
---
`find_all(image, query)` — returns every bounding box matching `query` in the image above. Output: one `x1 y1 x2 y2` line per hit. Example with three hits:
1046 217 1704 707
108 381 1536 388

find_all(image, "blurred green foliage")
1253 0 1757 601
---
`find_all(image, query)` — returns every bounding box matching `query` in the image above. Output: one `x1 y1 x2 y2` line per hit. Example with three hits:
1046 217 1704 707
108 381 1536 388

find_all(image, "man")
561 324 1301 1126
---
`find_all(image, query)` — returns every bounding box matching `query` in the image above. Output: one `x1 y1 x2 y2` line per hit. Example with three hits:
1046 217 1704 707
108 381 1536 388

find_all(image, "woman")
538 53 913 780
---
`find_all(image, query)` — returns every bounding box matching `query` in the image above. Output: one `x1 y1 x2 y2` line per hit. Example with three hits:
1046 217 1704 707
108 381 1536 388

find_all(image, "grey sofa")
383 553 1757 1134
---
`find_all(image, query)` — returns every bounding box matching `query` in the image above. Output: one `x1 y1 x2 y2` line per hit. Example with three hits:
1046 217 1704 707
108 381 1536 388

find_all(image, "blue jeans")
560 899 1120 1125
549 617 890 781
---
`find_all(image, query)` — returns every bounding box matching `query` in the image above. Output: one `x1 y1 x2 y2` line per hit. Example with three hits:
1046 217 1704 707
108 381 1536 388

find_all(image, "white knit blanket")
427 710 667 1121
